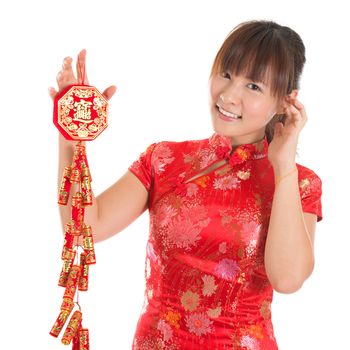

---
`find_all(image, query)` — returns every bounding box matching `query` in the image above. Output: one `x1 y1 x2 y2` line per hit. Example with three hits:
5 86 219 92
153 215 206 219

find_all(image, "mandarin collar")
208 132 269 166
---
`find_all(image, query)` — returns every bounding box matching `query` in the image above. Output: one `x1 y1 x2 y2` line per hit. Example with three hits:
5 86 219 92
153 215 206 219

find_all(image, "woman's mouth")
216 105 242 121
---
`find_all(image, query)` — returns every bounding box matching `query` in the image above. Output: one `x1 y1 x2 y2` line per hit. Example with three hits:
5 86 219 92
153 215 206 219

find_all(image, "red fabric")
128 133 323 349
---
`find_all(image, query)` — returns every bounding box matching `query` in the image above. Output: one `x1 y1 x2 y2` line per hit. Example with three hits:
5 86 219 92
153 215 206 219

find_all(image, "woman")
50 20 323 349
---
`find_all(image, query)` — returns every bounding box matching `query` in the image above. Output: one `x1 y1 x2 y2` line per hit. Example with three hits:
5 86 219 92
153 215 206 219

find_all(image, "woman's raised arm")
49 50 149 243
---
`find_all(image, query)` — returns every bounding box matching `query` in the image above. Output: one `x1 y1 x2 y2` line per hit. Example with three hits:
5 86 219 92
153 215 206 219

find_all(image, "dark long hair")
210 20 306 144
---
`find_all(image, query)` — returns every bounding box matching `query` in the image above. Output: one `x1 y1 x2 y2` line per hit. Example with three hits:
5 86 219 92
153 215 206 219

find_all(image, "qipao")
128 132 323 350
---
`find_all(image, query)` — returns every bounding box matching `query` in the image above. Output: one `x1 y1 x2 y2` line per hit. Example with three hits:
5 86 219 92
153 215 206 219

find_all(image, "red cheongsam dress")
128 132 323 350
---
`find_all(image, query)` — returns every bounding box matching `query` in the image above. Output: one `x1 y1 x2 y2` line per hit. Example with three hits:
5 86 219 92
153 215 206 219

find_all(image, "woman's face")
209 71 283 146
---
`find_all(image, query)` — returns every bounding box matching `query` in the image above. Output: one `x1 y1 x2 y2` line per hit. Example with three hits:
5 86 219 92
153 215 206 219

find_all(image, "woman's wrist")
272 162 298 185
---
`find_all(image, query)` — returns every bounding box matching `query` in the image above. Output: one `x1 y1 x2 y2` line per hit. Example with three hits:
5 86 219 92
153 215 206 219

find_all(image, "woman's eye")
247 83 261 91
221 72 231 79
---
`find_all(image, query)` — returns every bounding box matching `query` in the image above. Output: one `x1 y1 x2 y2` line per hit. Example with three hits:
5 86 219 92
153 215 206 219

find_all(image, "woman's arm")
264 162 316 294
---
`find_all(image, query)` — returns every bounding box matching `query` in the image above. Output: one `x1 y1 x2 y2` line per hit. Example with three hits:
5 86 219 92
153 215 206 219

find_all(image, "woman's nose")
219 86 241 105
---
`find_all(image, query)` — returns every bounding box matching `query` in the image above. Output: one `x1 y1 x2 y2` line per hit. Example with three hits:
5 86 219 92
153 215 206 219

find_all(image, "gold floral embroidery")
237 272 246 283
180 290 200 311
260 300 271 320
202 275 218 296
215 164 232 176
254 193 263 207
237 170 251 180
299 178 310 191
207 306 222 318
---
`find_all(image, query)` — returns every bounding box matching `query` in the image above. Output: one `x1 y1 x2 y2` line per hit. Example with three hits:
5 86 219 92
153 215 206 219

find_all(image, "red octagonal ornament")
54 85 108 141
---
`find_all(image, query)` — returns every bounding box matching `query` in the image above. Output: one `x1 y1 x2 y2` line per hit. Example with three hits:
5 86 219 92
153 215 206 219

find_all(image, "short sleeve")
128 142 158 191
299 169 323 222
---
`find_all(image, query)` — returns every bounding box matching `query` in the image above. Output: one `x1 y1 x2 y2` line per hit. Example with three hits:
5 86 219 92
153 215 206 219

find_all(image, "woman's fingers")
76 49 89 84
102 85 117 101
56 56 77 90
48 87 58 100
62 57 75 79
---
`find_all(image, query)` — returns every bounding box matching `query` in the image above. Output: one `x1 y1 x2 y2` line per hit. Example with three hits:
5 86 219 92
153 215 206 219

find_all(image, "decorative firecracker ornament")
50 61 108 349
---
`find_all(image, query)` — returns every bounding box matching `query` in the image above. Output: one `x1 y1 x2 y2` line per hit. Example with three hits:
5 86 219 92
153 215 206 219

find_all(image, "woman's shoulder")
295 162 323 194
151 135 210 156
296 163 322 180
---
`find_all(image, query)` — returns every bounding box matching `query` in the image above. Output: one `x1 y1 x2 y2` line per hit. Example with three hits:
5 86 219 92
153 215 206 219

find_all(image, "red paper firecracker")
61 224 75 260
50 298 74 337
51 81 108 347
79 328 90 350
78 252 89 291
58 253 76 287
63 265 81 301
82 224 96 265
81 176 92 206
62 310 83 345
71 192 85 232
58 167 72 205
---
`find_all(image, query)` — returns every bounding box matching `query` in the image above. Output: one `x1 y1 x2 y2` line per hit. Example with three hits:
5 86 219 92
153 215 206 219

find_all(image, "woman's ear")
276 89 299 114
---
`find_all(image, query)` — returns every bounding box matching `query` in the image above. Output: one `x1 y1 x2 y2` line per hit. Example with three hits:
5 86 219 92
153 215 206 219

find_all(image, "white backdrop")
1 0 348 349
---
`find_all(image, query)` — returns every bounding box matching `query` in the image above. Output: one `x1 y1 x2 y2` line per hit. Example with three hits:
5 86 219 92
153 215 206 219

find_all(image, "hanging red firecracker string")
50 58 108 349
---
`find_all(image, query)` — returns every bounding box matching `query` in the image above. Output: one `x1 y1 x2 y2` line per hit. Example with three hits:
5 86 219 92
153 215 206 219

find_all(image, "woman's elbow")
272 278 304 294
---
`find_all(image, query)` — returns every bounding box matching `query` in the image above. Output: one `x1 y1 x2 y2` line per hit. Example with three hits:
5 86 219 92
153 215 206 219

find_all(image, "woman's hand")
48 49 117 101
268 98 308 169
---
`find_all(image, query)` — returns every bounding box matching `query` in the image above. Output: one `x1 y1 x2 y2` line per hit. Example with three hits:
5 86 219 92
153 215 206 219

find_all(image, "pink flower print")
240 334 260 350
199 150 218 168
185 312 214 337
241 222 262 246
166 205 210 250
175 183 187 196
175 174 187 196
146 241 157 262
157 319 173 342
215 259 240 281
157 204 177 227
167 219 202 251
186 183 198 197
153 144 175 174
218 242 227 254
213 175 239 190
182 205 209 226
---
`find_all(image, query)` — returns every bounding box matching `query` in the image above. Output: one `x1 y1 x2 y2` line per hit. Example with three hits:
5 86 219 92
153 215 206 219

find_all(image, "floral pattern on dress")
128 132 323 349
185 312 214 336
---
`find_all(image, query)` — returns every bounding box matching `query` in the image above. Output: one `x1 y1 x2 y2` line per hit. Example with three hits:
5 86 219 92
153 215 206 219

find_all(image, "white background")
1 0 349 349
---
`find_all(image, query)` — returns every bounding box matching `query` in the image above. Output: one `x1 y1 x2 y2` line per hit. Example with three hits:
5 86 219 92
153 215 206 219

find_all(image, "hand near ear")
268 97 308 167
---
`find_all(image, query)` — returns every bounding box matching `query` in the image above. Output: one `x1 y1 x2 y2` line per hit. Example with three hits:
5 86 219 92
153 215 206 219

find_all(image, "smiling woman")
209 20 306 145
51 19 323 350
